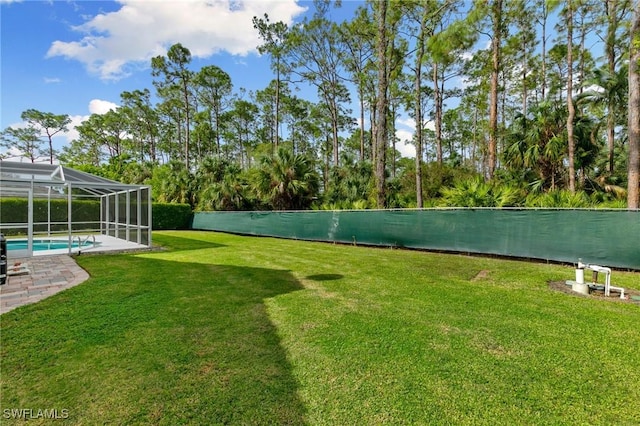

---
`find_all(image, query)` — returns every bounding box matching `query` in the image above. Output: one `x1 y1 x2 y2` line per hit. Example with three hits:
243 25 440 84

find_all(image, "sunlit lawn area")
1 230 639 424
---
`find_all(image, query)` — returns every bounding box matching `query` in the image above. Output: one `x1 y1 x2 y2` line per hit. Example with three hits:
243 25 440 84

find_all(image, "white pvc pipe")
578 262 625 299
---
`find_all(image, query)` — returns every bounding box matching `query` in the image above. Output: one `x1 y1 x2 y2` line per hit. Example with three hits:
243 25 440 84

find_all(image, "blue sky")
1 0 369 159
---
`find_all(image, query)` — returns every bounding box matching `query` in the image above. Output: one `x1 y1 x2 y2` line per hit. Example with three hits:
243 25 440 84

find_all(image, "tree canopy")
3 1 639 210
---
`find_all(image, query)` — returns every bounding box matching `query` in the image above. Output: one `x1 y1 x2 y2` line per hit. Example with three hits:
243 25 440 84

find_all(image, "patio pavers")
0 255 89 315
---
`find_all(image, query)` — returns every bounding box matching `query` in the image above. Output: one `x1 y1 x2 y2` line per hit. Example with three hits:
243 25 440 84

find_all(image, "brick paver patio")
0 255 89 315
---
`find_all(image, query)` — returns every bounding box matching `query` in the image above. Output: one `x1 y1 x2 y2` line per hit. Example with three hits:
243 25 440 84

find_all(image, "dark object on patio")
1 233 7 285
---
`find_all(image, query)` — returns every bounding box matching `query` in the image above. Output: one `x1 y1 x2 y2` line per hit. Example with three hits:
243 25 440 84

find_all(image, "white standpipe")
573 261 589 295
576 261 625 299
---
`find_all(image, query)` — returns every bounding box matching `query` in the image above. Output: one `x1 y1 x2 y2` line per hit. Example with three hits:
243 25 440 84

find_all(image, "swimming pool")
7 239 96 252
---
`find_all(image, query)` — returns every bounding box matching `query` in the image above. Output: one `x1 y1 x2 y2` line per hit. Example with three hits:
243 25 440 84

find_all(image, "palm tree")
252 148 319 210
439 177 522 207
504 101 568 191
195 158 250 211
193 156 232 198
151 160 194 206
199 173 250 211
323 153 373 207
578 66 628 174
504 101 601 193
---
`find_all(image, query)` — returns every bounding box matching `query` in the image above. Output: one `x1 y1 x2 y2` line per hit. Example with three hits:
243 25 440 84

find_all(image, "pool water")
7 239 95 252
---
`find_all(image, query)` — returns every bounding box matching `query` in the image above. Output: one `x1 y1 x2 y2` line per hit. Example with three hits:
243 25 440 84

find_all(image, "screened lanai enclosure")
0 162 151 257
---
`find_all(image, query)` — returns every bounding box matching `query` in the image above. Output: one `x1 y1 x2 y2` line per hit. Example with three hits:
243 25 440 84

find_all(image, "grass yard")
1 230 639 425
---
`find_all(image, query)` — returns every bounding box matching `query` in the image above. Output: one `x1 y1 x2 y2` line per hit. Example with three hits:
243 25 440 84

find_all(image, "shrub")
524 190 593 208
152 203 193 230
0 198 100 235
439 178 524 207
0 198 192 233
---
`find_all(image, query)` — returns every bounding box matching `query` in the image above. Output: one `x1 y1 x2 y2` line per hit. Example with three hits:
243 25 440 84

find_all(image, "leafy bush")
314 199 372 210
396 162 476 206
152 203 193 230
439 178 524 207
525 190 593 208
0 197 193 232
250 148 320 210
0 198 100 235
595 199 627 209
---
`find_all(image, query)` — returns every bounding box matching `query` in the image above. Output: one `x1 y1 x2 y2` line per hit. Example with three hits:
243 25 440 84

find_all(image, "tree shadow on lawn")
0 256 307 425
305 273 344 281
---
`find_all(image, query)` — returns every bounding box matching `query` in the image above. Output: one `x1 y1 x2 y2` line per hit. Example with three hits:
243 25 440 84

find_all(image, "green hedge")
0 198 100 235
0 198 100 222
152 203 193 230
0 198 192 233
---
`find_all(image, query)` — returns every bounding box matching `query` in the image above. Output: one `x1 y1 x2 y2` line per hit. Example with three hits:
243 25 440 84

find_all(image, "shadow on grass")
305 273 344 281
0 255 307 425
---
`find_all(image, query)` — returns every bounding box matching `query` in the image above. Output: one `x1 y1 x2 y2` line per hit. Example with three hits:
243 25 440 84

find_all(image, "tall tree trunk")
275 64 280 151
567 0 577 193
628 0 640 209
215 108 221 155
578 12 587 99
606 0 618 173
360 87 366 162
47 136 54 164
331 103 340 167
488 0 502 180
391 102 397 179
370 101 376 165
375 0 389 208
414 17 425 208
473 107 478 171
540 0 548 100
183 82 191 170
607 101 616 173
434 63 443 165
324 136 330 193
273 71 280 153
176 112 182 164
522 37 528 115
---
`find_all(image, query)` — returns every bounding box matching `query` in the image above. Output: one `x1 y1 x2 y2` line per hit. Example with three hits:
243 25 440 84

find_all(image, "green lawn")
1 230 639 425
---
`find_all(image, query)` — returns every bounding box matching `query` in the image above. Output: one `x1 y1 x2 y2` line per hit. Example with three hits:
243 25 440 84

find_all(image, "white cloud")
396 117 415 129
58 99 120 144
89 99 118 114
352 115 418 158
395 116 416 159
46 0 307 80
63 114 87 143
394 116 437 159
0 146 30 162
395 129 416 158
44 77 62 84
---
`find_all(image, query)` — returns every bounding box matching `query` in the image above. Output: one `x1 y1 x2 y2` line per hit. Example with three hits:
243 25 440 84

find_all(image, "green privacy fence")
192 209 640 270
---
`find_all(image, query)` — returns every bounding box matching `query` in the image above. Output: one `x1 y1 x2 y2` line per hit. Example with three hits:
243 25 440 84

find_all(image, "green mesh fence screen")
192 209 640 270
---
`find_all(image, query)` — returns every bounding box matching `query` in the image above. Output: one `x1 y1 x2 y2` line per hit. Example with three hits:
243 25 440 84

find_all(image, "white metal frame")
0 162 152 257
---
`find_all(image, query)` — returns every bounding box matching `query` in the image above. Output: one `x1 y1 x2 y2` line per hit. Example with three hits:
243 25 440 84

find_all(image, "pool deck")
1 235 152 315
0 255 89 315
